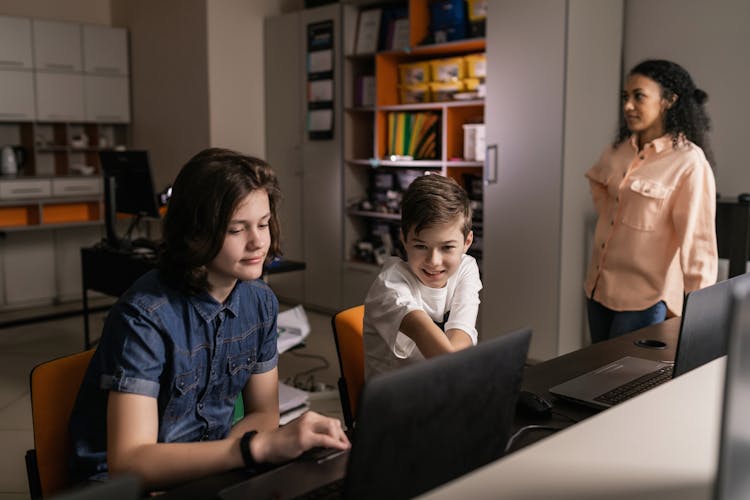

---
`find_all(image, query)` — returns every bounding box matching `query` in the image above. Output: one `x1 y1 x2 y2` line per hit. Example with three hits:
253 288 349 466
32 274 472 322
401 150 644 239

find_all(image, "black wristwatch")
240 430 259 469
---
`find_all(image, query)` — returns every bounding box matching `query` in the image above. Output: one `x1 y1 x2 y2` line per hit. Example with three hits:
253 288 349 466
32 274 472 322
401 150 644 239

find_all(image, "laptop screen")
715 281 750 500
345 328 531 500
673 272 750 378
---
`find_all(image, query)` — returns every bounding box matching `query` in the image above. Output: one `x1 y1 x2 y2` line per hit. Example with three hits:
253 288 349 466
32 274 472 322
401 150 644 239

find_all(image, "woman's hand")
250 411 350 464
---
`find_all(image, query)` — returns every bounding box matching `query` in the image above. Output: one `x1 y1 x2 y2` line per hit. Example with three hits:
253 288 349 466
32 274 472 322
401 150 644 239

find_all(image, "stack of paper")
277 305 311 354
279 381 310 425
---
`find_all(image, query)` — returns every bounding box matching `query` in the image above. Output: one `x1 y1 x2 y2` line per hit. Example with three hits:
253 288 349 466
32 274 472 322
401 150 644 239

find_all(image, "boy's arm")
446 328 473 350
399 309 456 358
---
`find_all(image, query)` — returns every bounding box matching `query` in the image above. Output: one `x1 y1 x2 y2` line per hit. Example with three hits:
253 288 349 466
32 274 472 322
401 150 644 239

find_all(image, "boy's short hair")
400 174 472 239
160 148 281 294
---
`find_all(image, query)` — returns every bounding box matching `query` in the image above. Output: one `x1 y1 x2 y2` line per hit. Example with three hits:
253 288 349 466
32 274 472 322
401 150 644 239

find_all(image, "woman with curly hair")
584 59 717 343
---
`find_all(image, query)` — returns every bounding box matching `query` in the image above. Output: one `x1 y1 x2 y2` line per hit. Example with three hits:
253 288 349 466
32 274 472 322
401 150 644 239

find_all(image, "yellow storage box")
465 53 487 79
398 61 430 85
399 84 430 104
430 57 465 83
429 81 464 102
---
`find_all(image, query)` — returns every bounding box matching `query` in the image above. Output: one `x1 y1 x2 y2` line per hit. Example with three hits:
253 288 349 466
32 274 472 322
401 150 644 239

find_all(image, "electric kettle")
1 145 18 176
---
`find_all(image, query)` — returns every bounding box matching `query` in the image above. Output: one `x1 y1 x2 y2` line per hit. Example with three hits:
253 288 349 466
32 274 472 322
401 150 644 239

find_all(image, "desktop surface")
421 357 724 500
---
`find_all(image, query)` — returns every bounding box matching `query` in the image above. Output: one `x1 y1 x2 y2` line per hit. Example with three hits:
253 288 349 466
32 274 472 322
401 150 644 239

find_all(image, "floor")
0 302 343 499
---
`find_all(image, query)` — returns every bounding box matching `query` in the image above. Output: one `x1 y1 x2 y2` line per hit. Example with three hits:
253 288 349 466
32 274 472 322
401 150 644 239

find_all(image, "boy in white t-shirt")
364 174 482 378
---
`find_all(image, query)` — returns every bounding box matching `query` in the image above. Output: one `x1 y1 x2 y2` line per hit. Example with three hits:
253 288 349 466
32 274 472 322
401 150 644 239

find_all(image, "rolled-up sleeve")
254 289 279 373
672 157 718 292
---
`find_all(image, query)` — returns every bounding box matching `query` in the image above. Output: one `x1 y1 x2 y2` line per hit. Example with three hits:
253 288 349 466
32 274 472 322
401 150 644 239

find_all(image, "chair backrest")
331 305 365 429
28 349 94 498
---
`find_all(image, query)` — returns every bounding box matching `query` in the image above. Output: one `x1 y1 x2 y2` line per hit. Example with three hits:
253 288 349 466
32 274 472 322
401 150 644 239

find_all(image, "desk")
422 357 723 500
159 319 684 499
80 244 305 349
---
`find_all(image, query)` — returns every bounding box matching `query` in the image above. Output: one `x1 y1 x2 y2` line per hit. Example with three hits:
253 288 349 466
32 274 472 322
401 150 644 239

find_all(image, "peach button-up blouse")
584 134 717 316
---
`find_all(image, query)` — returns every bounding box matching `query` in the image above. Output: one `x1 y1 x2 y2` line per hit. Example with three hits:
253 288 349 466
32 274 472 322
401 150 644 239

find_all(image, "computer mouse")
516 390 553 418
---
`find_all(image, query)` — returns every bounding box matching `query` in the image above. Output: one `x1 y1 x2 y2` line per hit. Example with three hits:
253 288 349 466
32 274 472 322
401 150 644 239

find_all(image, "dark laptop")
715 280 750 500
550 272 750 409
219 328 532 500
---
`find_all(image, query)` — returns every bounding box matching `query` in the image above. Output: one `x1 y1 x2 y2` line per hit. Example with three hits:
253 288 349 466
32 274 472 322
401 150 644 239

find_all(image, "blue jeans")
587 298 667 343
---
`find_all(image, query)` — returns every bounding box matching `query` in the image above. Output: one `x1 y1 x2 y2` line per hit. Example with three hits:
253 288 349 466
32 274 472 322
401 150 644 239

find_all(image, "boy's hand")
250 411 350 464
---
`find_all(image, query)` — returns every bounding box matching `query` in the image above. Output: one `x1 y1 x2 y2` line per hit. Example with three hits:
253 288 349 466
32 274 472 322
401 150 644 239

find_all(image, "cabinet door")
2 231 56 306
33 19 83 72
0 16 33 70
84 75 130 123
55 226 103 301
0 70 36 121
83 25 129 75
264 11 304 303
36 72 85 122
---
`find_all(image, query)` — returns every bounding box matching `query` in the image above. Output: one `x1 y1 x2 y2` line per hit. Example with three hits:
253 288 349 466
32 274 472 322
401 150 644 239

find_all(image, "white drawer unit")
51 177 102 197
0 179 52 200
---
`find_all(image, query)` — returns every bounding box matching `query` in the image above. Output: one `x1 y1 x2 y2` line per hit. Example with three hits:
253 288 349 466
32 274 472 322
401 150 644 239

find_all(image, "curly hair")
615 59 713 165
159 148 282 294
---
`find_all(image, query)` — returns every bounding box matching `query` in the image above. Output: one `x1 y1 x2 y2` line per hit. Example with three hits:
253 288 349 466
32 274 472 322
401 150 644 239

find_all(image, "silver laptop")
219 328 531 500
715 280 750 500
550 273 750 409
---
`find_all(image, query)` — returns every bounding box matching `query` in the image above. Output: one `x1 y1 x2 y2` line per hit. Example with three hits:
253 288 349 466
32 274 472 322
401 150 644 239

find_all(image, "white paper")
279 381 310 413
308 109 333 132
277 304 311 353
280 403 310 426
308 49 332 73
308 79 334 102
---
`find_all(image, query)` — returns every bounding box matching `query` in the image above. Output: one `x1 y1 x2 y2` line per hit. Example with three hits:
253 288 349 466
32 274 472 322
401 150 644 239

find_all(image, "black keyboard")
593 365 674 406
292 478 345 500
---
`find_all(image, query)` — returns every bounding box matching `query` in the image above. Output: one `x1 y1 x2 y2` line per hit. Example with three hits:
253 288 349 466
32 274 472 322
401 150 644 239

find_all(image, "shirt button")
198 402 204 410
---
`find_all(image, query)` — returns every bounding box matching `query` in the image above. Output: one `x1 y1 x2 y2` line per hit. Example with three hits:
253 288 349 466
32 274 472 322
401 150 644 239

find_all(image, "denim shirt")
69 269 279 482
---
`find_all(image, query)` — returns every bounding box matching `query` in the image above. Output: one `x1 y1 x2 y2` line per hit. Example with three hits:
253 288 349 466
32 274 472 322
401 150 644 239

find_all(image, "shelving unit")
341 1 486 305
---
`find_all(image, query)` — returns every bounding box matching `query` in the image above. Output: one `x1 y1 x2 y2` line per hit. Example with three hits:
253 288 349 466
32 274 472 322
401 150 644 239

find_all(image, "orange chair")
331 305 365 430
26 349 95 499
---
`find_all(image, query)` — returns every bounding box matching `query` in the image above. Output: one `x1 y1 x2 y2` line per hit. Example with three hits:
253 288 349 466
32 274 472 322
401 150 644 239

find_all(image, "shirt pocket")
621 178 671 231
163 369 200 423
224 350 257 403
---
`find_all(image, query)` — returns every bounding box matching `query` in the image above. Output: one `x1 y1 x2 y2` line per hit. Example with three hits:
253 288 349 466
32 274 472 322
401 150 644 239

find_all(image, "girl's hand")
250 411 350 464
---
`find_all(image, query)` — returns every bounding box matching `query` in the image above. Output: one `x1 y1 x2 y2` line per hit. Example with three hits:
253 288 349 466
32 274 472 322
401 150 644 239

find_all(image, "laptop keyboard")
292 478 344 500
593 365 674 406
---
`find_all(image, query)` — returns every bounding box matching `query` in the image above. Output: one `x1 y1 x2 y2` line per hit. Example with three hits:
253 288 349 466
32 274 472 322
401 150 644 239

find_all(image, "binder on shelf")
387 111 440 160
354 8 382 54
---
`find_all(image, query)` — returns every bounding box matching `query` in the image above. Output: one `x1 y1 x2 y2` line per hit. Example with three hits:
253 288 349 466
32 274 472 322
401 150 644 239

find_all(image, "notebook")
550 272 750 409
219 328 532 500
714 280 750 500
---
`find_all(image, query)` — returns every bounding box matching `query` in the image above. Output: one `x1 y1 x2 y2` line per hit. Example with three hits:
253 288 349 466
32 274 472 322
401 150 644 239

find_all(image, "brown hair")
160 148 281 294
400 174 472 239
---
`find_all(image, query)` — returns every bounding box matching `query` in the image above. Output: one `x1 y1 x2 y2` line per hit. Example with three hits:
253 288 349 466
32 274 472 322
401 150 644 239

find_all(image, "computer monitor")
99 150 160 249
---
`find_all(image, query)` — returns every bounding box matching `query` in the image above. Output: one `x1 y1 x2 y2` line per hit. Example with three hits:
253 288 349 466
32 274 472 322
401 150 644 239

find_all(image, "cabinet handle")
10 188 43 194
484 144 498 185
44 63 75 70
0 60 24 67
0 112 29 118
95 115 123 121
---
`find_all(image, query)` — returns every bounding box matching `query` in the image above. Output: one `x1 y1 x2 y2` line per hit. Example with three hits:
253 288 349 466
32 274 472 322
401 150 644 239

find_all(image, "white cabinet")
0 16 33 70
35 72 85 122
264 5 343 311
32 19 82 72
480 0 623 360
0 70 36 121
1 231 56 306
83 25 129 75
84 75 130 123
0 178 51 200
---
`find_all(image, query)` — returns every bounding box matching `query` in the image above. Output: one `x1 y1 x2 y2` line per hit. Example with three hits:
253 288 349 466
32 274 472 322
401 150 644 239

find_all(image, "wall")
110 0 210 191
206 0 281 157
624 0 750 198
0 0 110 24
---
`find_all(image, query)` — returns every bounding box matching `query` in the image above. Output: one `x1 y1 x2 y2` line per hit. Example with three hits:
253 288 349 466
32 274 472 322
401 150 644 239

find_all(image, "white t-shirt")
363 254 482 378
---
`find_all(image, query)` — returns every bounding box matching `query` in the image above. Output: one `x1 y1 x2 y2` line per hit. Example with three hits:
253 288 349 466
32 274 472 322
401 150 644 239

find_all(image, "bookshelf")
341 1 486 307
